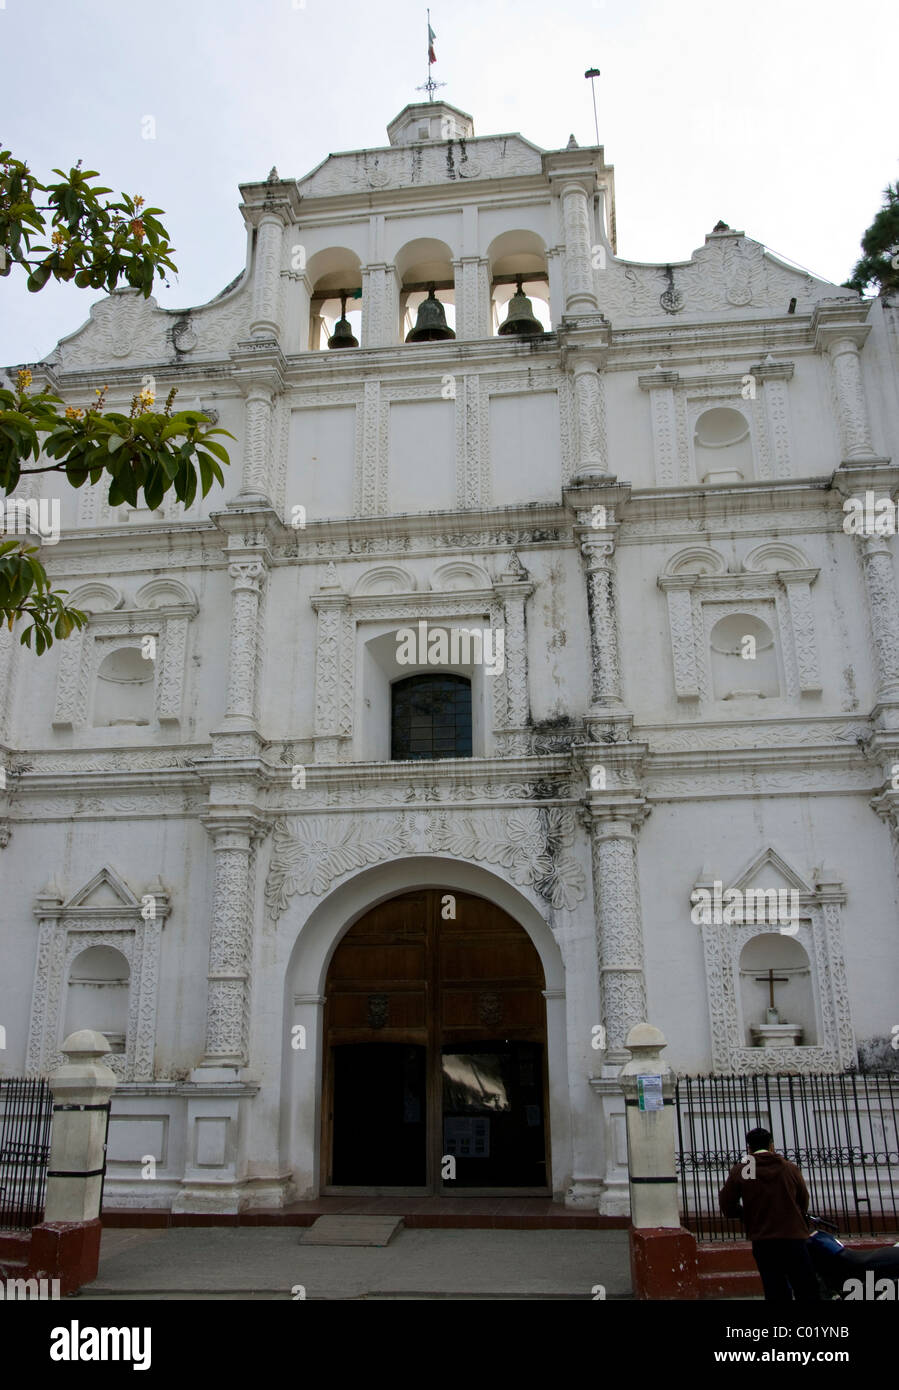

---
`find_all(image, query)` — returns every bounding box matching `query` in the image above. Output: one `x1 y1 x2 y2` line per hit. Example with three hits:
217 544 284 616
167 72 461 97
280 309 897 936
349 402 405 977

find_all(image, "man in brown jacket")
719 1126 820 1301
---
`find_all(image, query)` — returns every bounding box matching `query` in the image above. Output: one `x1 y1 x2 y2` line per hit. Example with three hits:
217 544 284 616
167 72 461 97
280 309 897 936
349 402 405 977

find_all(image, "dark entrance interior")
322 889 550 1193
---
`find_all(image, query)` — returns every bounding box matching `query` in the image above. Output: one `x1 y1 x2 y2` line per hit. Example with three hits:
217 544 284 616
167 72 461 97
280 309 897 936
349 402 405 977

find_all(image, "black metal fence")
0 1077 54 1230
675 1072 899 1241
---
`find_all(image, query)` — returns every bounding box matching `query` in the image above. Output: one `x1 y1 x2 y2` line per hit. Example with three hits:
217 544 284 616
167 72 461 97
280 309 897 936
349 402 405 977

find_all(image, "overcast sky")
2 0 896 365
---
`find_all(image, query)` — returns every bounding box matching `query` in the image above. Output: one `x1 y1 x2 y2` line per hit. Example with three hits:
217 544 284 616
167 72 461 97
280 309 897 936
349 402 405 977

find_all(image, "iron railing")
675 1072 899 1241
0 1077 54 1230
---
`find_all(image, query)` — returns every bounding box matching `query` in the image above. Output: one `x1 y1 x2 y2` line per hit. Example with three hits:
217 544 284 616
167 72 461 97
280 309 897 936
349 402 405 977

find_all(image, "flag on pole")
428 22 437 64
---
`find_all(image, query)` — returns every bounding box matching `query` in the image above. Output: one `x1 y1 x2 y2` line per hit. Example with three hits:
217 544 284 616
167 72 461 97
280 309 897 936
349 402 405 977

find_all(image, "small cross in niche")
754 967 789 1018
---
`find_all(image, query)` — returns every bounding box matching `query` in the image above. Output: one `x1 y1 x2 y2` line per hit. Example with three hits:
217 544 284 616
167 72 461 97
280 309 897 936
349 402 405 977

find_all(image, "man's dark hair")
746 1127 772 1151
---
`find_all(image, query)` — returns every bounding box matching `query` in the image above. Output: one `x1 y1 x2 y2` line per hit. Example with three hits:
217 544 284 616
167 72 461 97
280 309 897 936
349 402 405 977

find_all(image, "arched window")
391 674 472 761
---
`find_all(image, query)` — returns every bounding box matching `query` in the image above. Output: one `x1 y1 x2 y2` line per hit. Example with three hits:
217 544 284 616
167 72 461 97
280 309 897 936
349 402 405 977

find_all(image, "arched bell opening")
488 230 551 336
306 247 363 350
395 237 456 341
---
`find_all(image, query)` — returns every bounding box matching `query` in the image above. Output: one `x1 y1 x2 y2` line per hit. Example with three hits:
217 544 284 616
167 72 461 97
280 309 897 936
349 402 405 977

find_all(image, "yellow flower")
51 228 67 247
134 195 145 210
65 405 84 420
138 387 155 408
17 368 32 391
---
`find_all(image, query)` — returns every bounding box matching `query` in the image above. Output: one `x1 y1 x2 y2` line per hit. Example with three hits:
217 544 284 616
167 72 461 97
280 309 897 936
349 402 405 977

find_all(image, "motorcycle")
807 1214 899 1299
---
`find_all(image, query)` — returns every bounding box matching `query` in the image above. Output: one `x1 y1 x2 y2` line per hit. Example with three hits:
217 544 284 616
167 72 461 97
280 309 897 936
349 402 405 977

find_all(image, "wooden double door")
322 889 550 1193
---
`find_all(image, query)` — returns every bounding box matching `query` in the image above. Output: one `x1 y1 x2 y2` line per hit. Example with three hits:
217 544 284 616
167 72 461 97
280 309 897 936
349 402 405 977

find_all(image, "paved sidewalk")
79 1226 632 1300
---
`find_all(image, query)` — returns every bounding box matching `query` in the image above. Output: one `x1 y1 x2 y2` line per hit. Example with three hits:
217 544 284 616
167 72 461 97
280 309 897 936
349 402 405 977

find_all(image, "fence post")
619 1022 698 1299
29 1029 117 1294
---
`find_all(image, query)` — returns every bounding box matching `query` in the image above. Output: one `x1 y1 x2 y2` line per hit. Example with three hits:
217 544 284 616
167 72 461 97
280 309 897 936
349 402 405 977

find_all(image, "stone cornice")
657 566 820 593
238 178 303 226
811 298 872 352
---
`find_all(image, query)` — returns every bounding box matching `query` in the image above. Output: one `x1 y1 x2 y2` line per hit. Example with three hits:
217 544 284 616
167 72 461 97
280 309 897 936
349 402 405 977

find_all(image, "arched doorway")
322 888 550 1194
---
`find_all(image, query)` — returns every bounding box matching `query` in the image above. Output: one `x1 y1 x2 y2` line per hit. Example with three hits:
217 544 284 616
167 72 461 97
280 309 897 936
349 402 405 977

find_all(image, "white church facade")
2 101 899 1214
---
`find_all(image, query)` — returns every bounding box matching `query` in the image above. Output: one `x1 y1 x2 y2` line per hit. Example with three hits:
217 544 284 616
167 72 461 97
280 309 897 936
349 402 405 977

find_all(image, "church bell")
498 277 543 336
405 283 456 342
327 294 359 349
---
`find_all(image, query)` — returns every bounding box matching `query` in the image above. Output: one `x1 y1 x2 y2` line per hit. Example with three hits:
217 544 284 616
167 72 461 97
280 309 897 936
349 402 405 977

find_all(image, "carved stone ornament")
264 806 586 919
26 865 167 1081
478 992 503 1026
695 849 855 1074
367 993 389 1029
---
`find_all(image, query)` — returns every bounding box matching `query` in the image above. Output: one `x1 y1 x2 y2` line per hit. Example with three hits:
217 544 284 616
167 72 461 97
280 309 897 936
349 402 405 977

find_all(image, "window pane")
391 673 473 761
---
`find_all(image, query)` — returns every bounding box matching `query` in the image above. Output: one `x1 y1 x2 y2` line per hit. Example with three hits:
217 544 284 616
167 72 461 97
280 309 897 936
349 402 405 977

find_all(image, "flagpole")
427 8 433 102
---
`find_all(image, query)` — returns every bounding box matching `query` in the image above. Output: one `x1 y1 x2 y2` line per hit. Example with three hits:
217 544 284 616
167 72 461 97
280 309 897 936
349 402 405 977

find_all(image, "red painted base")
630 1226 699 1300
28 1219 103 1296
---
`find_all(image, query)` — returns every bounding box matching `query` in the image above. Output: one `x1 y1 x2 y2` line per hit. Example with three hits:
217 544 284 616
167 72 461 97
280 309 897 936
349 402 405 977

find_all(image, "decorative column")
238 176 298 340
780 570 823 694
546 246 565 329
571 356 607 477
453 256 491 339
310 564 348 763
638 367 681 486
578 521 623 710
585 802 650 1064
200 815 265 1066
559 181 599 313
222 553 268 730
813 305 877 462
229 342 286 504
493 554 534 755
250 212 286 338
858 532 899 705
361 263 400 346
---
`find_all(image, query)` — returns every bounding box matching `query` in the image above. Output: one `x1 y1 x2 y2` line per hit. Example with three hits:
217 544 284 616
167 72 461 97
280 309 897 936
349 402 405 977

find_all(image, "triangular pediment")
729 848 812 896
64 865 140 910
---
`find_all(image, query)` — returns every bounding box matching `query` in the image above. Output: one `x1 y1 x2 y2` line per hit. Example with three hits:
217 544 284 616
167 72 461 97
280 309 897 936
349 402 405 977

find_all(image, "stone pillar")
586 804 650 1064
200 817 264 1067
579 525 622 710
240 386 275 500
619 1025 699 1299
32 1030 118 1295
572 356 607 477
827 337 875 460
230 343 286 504
858 532 899 705
310 566 348 763
638 367 681 486
813 307 876 462
223 555 267 729
361 263 400 346
45 1030 117 1224
493 556 533 754
546 246 565 329
560 182 599 314
780 572 823 694
453 256 491 339
250 212 286 338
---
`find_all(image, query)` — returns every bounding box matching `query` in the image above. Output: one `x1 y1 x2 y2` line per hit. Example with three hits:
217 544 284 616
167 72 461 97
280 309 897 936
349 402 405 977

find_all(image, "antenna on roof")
585 67 601 145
